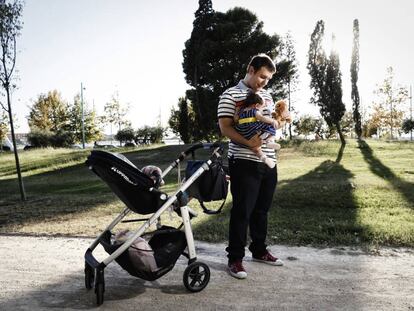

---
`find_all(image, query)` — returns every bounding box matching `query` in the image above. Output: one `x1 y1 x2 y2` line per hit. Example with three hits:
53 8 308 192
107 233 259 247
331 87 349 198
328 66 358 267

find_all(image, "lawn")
0 139 413 248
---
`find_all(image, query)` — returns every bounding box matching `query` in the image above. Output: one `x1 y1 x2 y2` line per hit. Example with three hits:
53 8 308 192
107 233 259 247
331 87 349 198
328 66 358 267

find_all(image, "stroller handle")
161 142 224 179
179 142 223 161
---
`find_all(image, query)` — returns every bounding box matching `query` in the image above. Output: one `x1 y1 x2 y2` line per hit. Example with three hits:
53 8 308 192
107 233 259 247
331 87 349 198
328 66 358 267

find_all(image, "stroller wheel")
84 264 94 289
183 261 210 292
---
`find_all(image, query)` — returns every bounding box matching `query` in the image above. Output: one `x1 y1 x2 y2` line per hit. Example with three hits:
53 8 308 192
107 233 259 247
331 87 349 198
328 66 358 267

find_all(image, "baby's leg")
263 136 281 151
252 146 275 168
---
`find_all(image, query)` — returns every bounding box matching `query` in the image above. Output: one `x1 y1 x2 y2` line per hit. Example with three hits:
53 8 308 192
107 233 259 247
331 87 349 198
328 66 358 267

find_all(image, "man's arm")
218 117 262 148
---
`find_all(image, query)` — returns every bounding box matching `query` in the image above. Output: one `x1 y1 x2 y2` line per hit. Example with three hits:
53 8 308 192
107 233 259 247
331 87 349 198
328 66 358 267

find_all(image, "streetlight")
81 83 86 149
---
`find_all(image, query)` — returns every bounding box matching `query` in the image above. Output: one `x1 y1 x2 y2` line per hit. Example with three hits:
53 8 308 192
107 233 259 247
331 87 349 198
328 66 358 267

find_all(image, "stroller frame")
84 143 224 305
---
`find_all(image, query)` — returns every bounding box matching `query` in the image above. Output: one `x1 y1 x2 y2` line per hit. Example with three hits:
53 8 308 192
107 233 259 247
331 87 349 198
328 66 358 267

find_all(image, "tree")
279 31 299 139
293 115 323 139
67 94 102 144
402 119 414 135
135 126 165 145
371 67 408 139
0 109 8 142
168 97 196 143
351 19 362 140
324 36 346 144
28 90 69 132
181 4 288 140
307 22 346 145
115 127 135 145
0 0 25 200
100 91 130 145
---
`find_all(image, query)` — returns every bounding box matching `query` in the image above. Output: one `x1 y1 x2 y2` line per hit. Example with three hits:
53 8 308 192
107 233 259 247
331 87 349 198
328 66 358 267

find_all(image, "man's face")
246 66 274 92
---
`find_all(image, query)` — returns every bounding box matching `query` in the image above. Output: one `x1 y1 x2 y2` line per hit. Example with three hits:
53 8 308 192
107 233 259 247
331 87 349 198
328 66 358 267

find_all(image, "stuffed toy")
272 100 292 124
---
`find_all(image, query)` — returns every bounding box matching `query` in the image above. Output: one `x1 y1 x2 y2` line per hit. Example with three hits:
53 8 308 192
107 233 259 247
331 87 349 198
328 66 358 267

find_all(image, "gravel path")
0 235 413 310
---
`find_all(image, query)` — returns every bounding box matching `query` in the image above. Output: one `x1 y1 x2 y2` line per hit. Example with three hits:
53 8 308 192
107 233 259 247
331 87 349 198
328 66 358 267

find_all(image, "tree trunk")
335 121 346 146
288 79 292 140
6 88 26 201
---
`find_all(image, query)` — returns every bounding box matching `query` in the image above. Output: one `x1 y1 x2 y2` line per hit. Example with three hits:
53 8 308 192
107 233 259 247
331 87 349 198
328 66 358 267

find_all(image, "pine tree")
351 19 362 139
181 4 285 140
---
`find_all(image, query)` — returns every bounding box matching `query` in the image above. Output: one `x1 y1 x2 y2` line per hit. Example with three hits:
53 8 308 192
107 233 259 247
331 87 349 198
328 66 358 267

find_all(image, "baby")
234 92 282 168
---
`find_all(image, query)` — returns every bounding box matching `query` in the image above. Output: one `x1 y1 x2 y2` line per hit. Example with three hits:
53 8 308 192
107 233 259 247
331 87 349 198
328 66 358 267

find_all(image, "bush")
28 128 53 147
50 130 74 148
115 127 135 144
28 128 74 148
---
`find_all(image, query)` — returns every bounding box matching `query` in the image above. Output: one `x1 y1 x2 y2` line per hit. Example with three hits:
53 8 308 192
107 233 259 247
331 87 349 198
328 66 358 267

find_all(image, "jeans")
226 158 277 262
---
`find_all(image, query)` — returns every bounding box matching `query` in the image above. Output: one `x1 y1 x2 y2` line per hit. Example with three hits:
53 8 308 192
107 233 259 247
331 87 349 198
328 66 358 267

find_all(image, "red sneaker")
228 260 247 279
252 250 284 266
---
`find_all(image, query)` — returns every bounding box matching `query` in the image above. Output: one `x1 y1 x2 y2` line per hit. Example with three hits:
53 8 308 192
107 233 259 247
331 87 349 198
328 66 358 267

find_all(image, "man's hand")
246 133 262 149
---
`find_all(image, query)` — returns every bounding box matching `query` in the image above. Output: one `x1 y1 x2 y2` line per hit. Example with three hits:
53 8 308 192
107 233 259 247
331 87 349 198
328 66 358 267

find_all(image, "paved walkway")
0 235 413 310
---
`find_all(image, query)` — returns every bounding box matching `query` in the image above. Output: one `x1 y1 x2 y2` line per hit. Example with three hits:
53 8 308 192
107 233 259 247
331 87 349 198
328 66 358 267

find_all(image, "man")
217 54 288 279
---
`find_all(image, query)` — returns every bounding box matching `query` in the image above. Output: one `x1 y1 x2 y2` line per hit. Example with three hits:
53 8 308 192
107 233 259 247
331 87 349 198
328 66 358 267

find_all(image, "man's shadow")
269 143 358 245
194 144 361 246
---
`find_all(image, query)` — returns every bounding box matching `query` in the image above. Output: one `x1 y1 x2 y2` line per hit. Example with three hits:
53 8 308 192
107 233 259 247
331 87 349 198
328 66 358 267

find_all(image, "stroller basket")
99 227 187 281
86 150 168 215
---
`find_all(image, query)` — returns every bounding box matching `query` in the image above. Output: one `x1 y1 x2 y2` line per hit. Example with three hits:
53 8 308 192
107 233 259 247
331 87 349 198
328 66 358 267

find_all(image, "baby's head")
141 165 164 188
244 91 264 108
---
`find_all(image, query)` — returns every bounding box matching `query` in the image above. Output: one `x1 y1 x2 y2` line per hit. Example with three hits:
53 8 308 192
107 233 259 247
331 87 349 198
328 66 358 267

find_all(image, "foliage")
180 2 289 140
0 0 25 200
27 128 53 147
168 97 196 143
100 91 131 137
367 67 408 138
27 91 102 145
307 21 346 144
67 94 102 144
135 126 165 144
401 118 414 134
293 115 324 138
351 19 362 139
115 127 135 144
28 90 69 132
279 31 300 139
0 109 8 142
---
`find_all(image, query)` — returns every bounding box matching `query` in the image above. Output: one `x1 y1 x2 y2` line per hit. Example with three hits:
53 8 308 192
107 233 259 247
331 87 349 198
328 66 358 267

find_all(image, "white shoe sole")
252 258 284 266
228 269 247 279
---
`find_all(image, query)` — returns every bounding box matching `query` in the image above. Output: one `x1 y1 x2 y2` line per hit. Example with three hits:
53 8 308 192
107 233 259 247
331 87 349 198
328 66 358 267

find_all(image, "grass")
0 140 413 248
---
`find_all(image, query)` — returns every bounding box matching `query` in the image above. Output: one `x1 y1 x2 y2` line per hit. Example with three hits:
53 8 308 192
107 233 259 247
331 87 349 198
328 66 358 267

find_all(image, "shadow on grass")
0 145 191 231
358 140 414 209
194 144 365 246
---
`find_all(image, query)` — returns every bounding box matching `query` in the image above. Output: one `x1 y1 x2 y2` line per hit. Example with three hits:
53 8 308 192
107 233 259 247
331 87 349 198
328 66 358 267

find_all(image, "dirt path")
0 235 413 310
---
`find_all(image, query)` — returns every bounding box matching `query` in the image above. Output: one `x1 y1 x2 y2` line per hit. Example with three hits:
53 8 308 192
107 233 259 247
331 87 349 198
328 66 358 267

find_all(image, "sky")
7 0 414 133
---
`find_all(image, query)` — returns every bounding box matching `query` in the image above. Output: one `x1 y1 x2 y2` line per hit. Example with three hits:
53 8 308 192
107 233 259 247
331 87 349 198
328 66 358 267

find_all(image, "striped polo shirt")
218 80 276 163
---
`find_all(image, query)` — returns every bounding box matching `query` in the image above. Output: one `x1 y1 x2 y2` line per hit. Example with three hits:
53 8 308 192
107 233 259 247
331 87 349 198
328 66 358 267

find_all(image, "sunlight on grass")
1 140 413 247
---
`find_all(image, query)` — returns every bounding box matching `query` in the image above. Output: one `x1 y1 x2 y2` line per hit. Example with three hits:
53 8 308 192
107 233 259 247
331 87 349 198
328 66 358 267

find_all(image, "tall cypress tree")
325 35 346 145
307 22 346 145
351 19 362 139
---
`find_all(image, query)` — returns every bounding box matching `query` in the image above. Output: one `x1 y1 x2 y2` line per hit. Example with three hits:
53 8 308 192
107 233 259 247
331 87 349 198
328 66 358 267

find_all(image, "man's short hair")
247 54 276 73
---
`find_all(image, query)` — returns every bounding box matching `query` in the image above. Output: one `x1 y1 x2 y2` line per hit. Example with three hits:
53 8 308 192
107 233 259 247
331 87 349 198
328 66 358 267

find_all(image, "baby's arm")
255 111 279 128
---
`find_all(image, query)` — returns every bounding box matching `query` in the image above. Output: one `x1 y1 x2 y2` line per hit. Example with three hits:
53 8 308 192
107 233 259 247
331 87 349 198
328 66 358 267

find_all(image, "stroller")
84 142 228 305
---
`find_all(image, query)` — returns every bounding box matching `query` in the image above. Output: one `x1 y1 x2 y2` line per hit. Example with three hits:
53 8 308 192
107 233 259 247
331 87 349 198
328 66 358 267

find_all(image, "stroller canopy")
86 150 167 215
